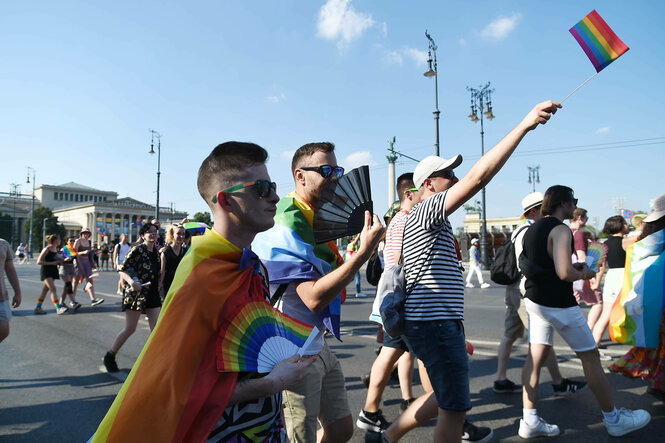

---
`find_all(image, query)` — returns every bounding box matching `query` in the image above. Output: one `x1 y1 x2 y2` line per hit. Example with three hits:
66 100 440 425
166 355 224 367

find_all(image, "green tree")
24 206 66 251
0 214 12 242
193 211 212 225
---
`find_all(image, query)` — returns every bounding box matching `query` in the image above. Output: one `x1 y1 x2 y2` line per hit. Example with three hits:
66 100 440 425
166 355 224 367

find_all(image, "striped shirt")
403 190 465 321
383 209 408 268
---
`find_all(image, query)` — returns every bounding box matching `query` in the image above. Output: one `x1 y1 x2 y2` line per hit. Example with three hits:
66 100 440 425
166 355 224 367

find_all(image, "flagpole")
560 72 599 104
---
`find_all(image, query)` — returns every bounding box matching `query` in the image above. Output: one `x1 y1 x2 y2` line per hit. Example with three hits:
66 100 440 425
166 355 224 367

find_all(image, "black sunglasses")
429 169 456 180
300 165 345 179
215 179 277 202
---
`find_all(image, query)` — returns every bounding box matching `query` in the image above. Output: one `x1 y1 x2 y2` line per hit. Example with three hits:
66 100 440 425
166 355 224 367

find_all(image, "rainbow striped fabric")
217 300 313 373
570 10 629 73
61 244 77 258
609 230 665 348
91 228 268 442
253 192 344 340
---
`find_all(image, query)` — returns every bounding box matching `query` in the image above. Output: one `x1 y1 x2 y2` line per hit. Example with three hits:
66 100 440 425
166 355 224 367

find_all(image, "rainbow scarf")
253 192 344 340
569 10 629 73
609 230 665 348
91 228 266 442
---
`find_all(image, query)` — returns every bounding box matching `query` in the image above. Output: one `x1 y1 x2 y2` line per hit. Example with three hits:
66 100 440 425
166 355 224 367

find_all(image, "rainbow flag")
91 228 268 442
253 192 344 340
609 230 665 348
61 244 77 258
569 10 629 73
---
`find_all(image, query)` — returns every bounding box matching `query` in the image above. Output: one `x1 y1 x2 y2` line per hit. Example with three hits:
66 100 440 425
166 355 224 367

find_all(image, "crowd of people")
1 98 663 442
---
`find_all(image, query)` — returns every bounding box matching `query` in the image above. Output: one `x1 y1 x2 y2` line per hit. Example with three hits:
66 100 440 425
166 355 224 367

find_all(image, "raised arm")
445 101 561 215
295 212 384 313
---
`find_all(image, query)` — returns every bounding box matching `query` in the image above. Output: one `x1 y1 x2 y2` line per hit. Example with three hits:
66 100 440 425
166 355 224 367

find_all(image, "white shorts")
602 268 624 304
524 298 596 352
0 300 12 322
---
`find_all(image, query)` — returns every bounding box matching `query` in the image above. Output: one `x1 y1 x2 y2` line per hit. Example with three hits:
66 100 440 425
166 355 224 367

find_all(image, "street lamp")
9 183 20 248
424 30 440 156
467 82 495 268
528 166 540 193
26 166 36 258
149 129 161 221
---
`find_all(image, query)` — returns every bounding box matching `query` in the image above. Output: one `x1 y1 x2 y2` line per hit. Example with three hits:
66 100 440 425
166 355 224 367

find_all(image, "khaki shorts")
282 342 351 442
503 286 528 340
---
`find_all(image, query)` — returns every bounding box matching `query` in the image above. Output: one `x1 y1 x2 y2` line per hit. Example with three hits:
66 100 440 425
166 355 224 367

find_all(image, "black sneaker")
493 378 522 393
462 420 494 443
400 398 416 411
552 378 587 396
70 301 82 311
103 352 119 373
91 298 105 306
356 409 391 433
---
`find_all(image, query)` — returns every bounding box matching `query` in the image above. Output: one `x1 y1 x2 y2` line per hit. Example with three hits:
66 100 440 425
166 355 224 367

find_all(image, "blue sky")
2 1 664 231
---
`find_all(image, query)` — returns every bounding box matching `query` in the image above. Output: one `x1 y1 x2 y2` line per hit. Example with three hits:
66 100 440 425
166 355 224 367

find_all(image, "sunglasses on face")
299 165 345 179
216 179 277 201
572 198 578 205
404 187 418 194
429 169 456 180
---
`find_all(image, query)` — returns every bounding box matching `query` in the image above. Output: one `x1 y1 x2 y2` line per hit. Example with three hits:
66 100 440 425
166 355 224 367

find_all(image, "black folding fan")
313 165 373 244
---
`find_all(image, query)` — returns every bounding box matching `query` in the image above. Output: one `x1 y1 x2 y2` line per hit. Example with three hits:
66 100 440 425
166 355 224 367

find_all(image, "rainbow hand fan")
313 165 373 244
585 241 608 272
217 300 317 373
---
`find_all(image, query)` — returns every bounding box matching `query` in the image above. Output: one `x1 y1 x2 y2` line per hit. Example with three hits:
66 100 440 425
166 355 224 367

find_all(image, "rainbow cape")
609 230 665 348
253 192 344 340
91 228 267 442
570 10 629 73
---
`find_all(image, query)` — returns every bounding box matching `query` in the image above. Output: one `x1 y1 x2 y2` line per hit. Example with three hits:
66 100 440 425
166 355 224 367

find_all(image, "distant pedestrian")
519 185 650 438
159 224 187 298
1 238 21 343
465 238 489 289
113 234 131 295
35 234 67 315
99 243 110 271
74 228 104 307
15 243 28 264
59 237 81 311
346 235 366 298
103 222 162 372
591 216 630 359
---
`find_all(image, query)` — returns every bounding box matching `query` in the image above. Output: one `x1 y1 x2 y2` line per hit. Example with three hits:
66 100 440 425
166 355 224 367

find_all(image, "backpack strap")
270 283 288 306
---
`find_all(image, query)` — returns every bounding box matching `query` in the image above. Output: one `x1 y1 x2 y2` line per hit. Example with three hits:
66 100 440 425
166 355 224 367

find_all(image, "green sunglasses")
212 179 277 203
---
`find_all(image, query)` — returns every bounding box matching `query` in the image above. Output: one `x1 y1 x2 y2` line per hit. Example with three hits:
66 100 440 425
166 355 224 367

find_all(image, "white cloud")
344 151 378 169
596 126 611 134
481 13 521 40
317 0 383 49
384 47 427 67
267 92 286 103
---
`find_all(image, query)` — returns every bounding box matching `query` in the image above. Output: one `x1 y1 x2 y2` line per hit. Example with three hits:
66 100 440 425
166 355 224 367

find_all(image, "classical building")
0 191 33 247
463 212 522 234
0 182 187 247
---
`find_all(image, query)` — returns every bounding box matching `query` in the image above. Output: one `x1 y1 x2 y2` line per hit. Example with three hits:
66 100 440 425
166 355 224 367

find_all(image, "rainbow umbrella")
184 221 209 235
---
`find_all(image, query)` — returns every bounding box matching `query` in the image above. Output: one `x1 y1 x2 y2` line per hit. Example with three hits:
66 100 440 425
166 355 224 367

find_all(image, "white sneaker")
465 283 474 288
518 418 560 439
480 283 490 289
355 292 368 298
604 408 651 437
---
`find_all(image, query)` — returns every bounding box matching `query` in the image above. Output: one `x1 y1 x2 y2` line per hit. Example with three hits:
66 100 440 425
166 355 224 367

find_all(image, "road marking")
17 277 122 299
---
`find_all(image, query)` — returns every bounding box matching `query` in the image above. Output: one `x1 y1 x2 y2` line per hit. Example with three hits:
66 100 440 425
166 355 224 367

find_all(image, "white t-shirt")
116 243 131 266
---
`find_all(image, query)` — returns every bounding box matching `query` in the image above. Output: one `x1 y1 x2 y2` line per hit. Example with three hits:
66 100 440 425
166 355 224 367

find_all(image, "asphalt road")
1 263 663 442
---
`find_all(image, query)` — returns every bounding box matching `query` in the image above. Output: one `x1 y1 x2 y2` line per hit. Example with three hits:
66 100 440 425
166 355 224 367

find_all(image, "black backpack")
366 250 383 286
490 225 529 285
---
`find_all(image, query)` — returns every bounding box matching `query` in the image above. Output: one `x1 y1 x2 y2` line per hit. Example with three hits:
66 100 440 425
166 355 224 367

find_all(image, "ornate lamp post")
149 129 161 221
424 30 440 156
26 167 36 257
467 82 495 268
528 165 540 193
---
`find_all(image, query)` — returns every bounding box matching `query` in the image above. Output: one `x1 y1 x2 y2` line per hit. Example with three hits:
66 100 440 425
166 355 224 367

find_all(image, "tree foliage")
192 211 212 225
24 206 66 251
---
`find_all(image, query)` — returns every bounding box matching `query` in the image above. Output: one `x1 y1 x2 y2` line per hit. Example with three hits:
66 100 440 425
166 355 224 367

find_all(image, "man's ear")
294 169 305 186
214 191 234 212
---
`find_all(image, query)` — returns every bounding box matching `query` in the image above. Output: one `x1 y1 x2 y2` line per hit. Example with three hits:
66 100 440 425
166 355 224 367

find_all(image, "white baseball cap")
413 154 463 189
